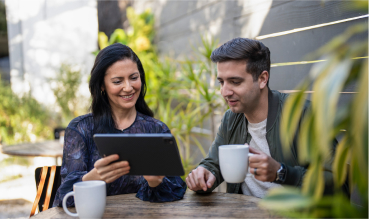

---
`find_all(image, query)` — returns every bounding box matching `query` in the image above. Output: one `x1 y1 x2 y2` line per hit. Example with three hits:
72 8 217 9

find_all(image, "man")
186 37 338 198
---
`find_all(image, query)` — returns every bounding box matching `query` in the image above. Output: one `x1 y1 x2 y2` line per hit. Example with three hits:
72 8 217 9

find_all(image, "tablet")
93 133 185 176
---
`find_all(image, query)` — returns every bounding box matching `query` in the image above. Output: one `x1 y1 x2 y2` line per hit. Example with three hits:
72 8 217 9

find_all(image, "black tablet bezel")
93 133 185 176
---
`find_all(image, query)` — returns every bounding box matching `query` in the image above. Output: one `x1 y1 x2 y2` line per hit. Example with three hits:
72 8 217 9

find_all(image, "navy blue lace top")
53 112 186 207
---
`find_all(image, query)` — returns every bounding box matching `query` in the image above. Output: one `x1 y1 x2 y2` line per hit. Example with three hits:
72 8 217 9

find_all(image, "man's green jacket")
198 89 338 194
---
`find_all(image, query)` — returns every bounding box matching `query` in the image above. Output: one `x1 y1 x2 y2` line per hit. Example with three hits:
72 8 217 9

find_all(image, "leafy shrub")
50 63 89 126
0 78 54 145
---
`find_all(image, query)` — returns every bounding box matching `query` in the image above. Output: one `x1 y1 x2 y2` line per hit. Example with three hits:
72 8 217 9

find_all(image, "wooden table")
31 191 280 218
0 140 63 164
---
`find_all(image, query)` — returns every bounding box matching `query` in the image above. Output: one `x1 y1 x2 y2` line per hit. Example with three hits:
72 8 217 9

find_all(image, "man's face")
217 60 261 114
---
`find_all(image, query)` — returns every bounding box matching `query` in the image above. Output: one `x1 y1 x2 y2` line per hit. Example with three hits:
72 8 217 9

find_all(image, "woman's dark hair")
210 38 271 87
89 43 153 133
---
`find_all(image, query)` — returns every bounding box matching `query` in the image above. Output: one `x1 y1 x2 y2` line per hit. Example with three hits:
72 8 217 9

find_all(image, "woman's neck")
112 107 137 131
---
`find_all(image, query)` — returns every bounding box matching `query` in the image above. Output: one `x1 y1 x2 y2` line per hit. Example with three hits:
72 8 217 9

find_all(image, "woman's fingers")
96 160 129 174
92 155 131 183
94 154 120 168
105 169 130 183
95 158 130 179
100 166 130 182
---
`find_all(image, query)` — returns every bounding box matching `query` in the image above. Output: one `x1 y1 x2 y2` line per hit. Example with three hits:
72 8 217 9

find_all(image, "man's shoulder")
222 109 244 125
269 89 288 103
272 89 311 109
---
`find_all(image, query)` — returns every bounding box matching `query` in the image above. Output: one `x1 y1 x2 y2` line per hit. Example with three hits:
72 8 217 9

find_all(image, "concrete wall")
5 0 97 105
133 0 272 57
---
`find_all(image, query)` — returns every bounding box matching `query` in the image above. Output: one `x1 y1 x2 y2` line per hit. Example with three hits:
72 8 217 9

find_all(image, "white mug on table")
219 144 254 183
62 180 106 219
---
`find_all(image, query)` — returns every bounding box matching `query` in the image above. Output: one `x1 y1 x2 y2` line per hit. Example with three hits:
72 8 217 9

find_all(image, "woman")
53 43 186 207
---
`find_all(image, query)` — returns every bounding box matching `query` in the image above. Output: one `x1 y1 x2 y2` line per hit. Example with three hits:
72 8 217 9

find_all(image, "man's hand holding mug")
186 143 282 192
248 147 281 182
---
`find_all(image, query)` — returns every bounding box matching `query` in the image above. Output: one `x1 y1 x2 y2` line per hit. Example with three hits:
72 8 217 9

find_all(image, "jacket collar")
266 88 280 132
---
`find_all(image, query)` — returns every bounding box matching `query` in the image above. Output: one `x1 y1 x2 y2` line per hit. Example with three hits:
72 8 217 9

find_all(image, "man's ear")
258 71 269 89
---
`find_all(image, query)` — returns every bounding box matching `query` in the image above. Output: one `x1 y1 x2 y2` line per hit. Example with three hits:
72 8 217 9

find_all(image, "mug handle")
62 191 78 217
247 153 255 176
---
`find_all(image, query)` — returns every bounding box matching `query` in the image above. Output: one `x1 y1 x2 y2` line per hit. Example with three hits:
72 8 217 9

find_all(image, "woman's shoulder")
67 113 94 131
135 112 170 133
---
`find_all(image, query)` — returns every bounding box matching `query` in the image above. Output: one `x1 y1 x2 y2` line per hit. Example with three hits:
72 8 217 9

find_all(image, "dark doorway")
0 0 9 83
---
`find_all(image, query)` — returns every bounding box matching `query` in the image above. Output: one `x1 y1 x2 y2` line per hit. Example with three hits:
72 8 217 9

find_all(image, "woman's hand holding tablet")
82 154 166 188
82 154 130 183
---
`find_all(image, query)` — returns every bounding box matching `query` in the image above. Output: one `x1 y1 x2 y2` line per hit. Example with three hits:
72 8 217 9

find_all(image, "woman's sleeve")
52 127 89 207
136 176 187 202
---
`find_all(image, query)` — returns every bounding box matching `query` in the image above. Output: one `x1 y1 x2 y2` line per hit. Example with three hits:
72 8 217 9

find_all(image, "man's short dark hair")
210 38 271 87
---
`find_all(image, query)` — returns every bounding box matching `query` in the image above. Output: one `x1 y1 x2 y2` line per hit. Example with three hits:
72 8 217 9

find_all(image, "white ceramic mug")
62 181 106 219
219 144 254 183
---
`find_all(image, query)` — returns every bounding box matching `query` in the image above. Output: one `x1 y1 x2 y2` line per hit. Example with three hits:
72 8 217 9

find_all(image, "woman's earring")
101 90 106 96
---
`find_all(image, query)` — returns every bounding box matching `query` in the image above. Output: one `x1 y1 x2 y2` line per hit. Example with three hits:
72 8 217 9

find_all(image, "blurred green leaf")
332 136 350 188
297 109 315 164
260 187 313 209
109 29 127 45
280 86 308 154
302 161 324 200
350 59 368 197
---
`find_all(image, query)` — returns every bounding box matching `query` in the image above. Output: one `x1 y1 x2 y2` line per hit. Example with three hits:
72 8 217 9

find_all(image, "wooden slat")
257 0 367 36
284 92 355 110
269 63 359 92
43 165 57 211
257 14 368 40
259 17 368 63
30 166 48 217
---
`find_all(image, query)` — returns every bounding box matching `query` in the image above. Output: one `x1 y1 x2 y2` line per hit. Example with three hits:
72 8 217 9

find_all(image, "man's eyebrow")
217 77 244 80
228 77 244 80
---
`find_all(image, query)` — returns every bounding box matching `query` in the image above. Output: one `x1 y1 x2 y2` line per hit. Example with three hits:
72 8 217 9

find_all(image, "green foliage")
180 35 226 140
260 11 368 219
98 7 154 53
97 8 222 179
50 63 89 126
0 156 30 168
0 78 54 145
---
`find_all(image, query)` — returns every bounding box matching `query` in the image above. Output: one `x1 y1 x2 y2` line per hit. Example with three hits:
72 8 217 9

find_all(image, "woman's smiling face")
102 59 141 113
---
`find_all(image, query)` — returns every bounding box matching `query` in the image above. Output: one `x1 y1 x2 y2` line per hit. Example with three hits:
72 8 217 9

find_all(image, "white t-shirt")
241 118 282 198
